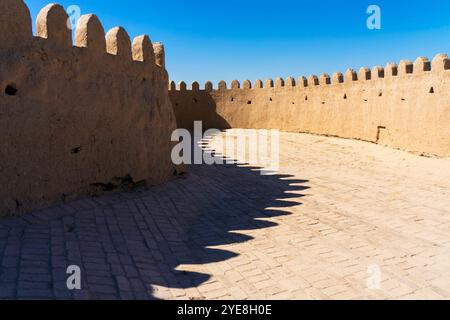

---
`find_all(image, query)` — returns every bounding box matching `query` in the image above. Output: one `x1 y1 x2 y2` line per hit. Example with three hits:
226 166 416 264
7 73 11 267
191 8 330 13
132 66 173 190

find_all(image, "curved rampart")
170 55 450 157
0 1 178 215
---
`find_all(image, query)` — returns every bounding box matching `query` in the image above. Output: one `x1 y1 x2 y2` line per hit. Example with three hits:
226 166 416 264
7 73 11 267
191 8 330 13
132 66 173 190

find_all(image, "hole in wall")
269 98 273 101
401 98 406 101
71 147 82 154
343 94 347 99
292 102 295 105
5 83 17 96
379 91 383 97
247 100 252 104
322 102 325 104
305 96 308 101
231 97 234 102
175 103 179 106
429 87 434 94
364 99 368 102
376 126 387 143
193 98 198 103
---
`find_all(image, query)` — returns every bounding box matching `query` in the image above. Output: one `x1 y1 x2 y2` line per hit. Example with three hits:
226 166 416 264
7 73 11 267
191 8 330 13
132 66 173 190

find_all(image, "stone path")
1 130 450 300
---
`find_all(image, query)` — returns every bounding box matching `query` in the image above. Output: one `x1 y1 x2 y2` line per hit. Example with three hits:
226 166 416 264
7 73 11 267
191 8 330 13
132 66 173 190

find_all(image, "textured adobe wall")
0 1 178 216
170 55 450 157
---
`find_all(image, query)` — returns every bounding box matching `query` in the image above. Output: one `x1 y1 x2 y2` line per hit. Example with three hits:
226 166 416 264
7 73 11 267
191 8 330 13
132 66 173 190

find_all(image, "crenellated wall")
0 1 178 216
170 55 450 157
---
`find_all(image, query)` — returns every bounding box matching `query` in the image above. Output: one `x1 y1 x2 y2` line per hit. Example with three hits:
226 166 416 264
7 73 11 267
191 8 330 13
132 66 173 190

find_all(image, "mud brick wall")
0 1 178 215
171 56 450 157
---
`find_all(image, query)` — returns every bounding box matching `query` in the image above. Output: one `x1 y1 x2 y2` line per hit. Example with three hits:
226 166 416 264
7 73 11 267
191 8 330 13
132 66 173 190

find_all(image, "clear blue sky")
25 0 450 85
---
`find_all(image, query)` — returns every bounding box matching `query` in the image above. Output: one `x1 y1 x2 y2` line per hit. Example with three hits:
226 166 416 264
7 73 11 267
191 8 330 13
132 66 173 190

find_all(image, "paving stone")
1 131 450 300
17 288 53 299
0 282 16 298
115 276 131 292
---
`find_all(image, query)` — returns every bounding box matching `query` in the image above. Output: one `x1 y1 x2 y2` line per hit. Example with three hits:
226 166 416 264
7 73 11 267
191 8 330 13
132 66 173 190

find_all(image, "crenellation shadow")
141 131 310 299
0 130 310 300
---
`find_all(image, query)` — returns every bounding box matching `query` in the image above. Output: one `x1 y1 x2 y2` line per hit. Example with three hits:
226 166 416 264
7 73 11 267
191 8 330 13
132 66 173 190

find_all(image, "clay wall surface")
0 1 178 215
170 56 450 157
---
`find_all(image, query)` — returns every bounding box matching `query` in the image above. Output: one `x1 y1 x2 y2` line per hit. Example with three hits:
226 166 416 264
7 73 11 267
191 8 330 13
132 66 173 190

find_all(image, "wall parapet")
0 0 178 216
0 1 166 70
170 52 450 158
169 53 450 92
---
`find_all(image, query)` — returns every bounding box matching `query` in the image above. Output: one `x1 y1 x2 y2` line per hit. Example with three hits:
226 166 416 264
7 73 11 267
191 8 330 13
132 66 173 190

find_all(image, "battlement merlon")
0 0 177 216
169 54 450 158
0 1 166 70
169 54 450 91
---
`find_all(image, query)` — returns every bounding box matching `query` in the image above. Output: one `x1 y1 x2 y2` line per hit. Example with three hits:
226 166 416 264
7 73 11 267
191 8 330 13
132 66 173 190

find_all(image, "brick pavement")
1 130 450 300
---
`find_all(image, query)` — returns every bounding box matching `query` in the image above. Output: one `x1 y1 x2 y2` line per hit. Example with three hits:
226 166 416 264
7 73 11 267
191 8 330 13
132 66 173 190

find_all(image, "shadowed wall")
0 1 178 216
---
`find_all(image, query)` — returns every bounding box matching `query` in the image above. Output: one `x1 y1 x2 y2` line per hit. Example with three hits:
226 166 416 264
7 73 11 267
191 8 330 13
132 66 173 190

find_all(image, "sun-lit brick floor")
1 130 450 300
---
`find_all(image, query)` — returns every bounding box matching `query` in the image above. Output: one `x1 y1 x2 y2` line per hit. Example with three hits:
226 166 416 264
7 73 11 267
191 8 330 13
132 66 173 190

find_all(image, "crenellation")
332 72 344 84
191 81 200 91
275 77 285 88
74 14 106 55
0 0 32 48
218 80 227 90
231 80 241 89
371 66 384 79
0 0 177 216
308 75 319 86
31 0 165 70
298 76 308 87
106 27 132 59
398 59 414 76
254 79 263 89
359 67 371 80
170 52 450 94
205 81 213 91
320 73 331 85
153 42 165 68
414 56 431 73
285 77 296 87
231 80 240 89
178 81 187 91
242 80 252 89
385 62 398 77
36 4 71 48
431 53 450 72
170 50 450 157
345 69 358 82
169 80 176 91
132 35 155 63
